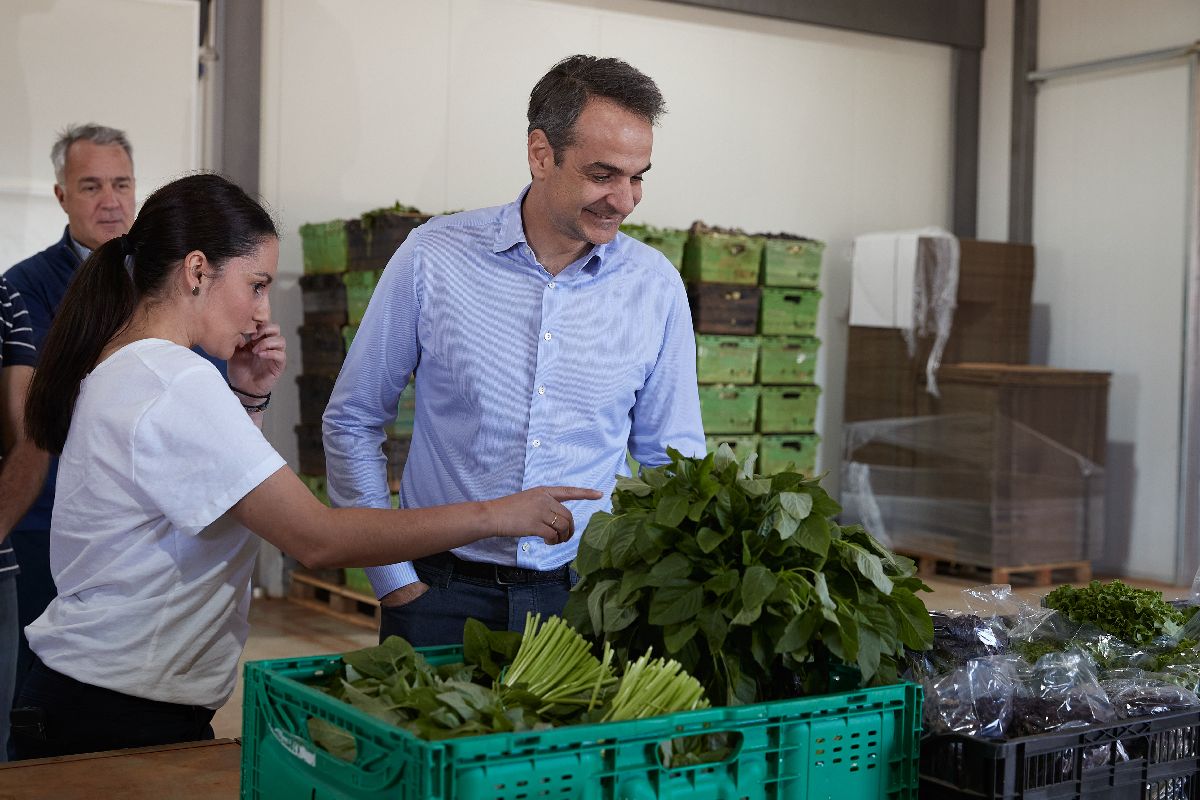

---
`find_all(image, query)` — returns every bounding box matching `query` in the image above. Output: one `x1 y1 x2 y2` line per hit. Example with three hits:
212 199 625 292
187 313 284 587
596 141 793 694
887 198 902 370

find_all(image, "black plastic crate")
299 273 347 326
920 709 1200 800
298 323 346 376
296 374 337 426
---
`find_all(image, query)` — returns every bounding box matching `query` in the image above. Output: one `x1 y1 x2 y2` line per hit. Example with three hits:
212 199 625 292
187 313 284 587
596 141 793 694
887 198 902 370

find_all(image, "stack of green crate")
298 211 424 597
686 227 763 466
619 223 687 270
686 228 825 476
757 236 824 476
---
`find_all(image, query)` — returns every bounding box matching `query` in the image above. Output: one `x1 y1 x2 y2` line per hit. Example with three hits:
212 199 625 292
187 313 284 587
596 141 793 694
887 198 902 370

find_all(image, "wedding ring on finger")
551 513 559 529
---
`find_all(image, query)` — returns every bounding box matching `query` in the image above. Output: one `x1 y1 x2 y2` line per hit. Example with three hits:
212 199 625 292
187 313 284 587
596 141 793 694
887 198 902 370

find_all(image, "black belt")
417 551 570 586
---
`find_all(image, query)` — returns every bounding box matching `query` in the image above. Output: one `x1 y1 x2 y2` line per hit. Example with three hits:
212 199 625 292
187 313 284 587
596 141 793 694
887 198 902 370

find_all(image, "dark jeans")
11 657 215 760
10 530 55 698
379 553 577 647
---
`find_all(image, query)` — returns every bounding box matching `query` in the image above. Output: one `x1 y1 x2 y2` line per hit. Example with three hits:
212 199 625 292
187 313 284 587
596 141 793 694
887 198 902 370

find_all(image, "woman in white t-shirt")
13 174 600 759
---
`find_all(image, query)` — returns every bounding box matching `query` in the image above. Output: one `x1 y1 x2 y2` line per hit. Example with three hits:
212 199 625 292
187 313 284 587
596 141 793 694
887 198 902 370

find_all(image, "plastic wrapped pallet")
840 413 1104 568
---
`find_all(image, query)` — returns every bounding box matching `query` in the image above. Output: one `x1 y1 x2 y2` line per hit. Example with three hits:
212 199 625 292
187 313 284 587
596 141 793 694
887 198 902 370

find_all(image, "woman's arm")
229 466 601 569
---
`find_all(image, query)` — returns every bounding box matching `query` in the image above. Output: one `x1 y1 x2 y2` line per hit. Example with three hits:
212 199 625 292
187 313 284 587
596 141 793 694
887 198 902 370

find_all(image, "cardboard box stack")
840 238 1111 577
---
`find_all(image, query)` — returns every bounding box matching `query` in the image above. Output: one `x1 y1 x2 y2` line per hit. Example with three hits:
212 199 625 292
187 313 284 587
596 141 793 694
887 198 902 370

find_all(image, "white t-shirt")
26 339 286 709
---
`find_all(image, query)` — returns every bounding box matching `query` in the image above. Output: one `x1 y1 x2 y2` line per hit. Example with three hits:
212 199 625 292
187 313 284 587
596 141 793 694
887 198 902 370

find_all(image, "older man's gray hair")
51 123 133 187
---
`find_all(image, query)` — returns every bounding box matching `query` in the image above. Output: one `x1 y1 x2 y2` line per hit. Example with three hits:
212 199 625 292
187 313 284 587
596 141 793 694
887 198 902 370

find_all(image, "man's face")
531 98 653 247
54 140 135 250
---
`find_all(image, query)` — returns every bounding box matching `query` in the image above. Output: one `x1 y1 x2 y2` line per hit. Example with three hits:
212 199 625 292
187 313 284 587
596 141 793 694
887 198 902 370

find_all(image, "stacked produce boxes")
841 240 1112 578
297 207 428 594
669 223 824 475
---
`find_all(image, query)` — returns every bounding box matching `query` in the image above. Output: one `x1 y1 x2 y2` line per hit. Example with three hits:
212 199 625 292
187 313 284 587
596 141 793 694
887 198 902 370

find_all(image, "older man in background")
4 123 136 703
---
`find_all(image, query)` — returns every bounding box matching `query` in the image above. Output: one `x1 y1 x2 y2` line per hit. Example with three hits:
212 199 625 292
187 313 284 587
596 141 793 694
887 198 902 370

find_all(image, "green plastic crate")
683 232 763 285
705 434 761 463
240 648 921 800
699 384 760 434
762 239 825 288
759 434 821 476
343 270 382 326
759 385 821 433
696 334 759 385
342 567 374 597
759 336 820 384
299 220 349 274
760 288 821 336
620 224 687 270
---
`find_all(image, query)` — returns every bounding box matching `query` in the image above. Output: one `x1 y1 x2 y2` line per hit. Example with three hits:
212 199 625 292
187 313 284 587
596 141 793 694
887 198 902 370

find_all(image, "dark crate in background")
294 424 325 476
298 274 347 327
298 324 346 377
688 283 761 335
344 214 428 272
296 374 337 427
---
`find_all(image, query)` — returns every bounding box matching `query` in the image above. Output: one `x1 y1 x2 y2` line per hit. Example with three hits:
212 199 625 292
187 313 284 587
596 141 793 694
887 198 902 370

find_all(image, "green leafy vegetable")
564 445 934 706
1045 580 1190 646
308 614 708 751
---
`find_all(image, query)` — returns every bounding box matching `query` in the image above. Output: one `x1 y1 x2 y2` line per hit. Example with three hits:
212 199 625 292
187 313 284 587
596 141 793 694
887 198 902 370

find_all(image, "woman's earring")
192 286 200 296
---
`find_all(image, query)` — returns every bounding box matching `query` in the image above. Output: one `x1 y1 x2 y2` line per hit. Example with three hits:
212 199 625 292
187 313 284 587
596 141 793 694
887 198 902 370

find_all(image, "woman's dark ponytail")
25 173 277 454
26 239 137 453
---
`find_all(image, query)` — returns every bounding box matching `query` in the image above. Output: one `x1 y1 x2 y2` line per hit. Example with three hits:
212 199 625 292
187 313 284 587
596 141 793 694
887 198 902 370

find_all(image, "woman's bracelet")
242 397 270 413
227 379 271 400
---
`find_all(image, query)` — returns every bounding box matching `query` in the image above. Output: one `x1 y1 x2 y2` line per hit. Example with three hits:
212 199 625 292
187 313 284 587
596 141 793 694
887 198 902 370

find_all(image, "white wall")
259 0 955 486
0 0 198 271
1029 1 1200 581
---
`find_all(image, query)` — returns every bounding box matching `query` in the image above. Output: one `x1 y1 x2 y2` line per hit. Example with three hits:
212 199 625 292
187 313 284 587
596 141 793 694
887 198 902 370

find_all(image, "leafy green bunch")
309 614 709 755
1045 580 1194 646
563 446 933 706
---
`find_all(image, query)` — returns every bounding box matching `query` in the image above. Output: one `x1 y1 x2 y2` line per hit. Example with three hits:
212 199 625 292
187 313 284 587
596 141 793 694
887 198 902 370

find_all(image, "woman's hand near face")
227 322 286 397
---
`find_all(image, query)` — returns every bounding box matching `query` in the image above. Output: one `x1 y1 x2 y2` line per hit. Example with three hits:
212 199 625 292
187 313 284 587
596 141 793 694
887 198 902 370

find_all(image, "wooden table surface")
0 738 241 799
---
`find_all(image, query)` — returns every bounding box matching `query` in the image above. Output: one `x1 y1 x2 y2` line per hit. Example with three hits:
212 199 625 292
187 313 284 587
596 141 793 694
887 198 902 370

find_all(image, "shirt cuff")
365 561 419 598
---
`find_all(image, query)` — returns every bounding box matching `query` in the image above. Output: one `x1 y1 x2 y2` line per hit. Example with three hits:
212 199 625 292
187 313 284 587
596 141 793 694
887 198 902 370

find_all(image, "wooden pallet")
898 550 1092 587
288 571 380 630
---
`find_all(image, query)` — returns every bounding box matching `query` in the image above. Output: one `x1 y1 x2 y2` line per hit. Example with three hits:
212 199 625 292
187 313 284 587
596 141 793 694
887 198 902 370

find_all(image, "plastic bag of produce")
923 654 1021 738
911 612 1010 679
1100 669 1200 719
1065 625 1145 673
1010 651 1116 738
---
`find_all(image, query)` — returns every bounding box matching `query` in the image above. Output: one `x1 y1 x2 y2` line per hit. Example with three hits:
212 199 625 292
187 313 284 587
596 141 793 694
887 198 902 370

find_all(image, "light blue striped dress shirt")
323 186 705 597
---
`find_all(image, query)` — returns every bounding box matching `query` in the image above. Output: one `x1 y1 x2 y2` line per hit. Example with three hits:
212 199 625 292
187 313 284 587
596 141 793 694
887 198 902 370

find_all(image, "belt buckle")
494 564 524 586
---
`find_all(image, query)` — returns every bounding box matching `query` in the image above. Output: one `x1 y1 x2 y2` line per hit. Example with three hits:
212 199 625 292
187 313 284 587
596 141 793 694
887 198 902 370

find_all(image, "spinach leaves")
564 446 934 706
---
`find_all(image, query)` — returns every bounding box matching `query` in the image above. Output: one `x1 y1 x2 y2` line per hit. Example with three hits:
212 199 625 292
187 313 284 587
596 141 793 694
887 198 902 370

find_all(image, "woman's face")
196 237 279 359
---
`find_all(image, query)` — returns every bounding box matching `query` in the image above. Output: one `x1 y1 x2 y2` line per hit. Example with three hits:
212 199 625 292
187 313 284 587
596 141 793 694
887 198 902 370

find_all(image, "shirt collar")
69 235 93 263
57 226 86 263
494 185 614 274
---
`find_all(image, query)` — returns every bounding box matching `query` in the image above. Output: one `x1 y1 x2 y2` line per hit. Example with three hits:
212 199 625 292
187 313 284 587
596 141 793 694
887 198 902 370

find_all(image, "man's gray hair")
51 123 133 186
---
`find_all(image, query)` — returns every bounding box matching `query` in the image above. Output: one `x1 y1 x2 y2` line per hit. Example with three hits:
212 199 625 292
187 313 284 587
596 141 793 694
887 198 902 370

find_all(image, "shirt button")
543 332 552 341
521 542 530 552
532 439 541 447
537 386 546 395
548 281 556 289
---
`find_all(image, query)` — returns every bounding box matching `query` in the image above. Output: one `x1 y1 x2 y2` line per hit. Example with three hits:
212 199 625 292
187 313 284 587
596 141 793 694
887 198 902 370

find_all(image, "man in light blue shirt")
323 54 705 646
